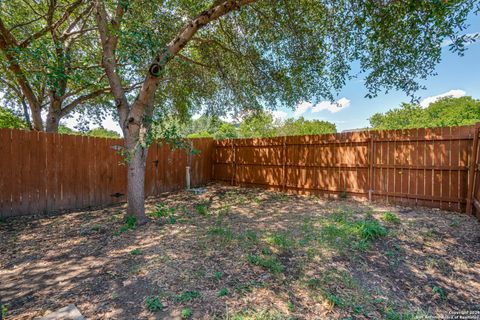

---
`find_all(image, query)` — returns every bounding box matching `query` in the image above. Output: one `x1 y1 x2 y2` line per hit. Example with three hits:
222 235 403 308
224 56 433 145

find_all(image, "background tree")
278 117 336 136
369 96 480 130
0 106 27 129
92 0 478 223
0 0 126 132
369 103 428 130
239 111 277 138
88 127 120 138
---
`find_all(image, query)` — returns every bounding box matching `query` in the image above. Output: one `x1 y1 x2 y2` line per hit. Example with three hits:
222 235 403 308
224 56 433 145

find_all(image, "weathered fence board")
0 129 214 218
214 124 480 215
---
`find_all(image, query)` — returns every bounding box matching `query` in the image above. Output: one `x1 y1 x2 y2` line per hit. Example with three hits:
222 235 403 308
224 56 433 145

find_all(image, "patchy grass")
1 184 479 319
382 211 401 224
247 253 284 274
174 290 201 302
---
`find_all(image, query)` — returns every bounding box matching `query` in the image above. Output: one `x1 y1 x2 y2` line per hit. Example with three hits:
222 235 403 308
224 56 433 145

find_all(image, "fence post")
466 124 480 215
368 132 375 202
231 139 236 186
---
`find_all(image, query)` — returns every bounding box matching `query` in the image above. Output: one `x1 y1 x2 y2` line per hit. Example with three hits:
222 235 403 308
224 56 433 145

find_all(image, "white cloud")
294 101 313 117
271 110 288 122
293 98 350 117
420 89 466 108
312 97 350 113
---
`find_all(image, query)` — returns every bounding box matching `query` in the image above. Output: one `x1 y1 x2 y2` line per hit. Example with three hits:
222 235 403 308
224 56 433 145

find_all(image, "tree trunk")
45 110 61 132
124 129 149 225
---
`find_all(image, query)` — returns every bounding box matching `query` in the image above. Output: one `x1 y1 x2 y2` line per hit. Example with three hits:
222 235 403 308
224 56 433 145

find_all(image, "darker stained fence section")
213 124 480 219
0 129 214 218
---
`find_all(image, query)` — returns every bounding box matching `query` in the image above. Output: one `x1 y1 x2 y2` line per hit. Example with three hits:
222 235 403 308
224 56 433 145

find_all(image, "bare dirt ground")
1 183 479 320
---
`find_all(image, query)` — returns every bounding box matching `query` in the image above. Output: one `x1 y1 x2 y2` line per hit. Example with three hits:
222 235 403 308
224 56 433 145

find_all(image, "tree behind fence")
214 124 480 217
0 129 214 218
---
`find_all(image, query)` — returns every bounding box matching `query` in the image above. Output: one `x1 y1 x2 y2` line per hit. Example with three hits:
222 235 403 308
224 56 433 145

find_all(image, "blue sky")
67 13 480 134
270 14 480 132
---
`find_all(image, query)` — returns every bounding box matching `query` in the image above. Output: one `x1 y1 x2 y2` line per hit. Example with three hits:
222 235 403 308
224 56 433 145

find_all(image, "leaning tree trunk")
124 127 149 225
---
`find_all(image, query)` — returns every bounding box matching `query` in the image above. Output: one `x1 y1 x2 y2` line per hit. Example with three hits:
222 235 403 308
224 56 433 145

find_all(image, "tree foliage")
278 117 337 136
0 0 117 131
0 106 26 129
369 96 480 130
88 127 120 138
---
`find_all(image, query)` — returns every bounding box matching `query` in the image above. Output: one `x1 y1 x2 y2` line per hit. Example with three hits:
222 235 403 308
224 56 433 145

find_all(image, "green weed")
208 226 233 242
218 287 229 297
145 296 163 312
266 232 293 251
247 254 284 274
150 203 177 224
382 212 401 224
195 202 209 215
432 286 446 300
130 248 142 255
357 220 387 240
181 308 193 319
116 216 137 235
214 271 223 281
175 290 201 302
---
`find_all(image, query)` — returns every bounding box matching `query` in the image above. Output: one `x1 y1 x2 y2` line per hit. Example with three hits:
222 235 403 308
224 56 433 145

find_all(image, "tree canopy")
0 0 118 131
0 106 26 129
369 96 480 130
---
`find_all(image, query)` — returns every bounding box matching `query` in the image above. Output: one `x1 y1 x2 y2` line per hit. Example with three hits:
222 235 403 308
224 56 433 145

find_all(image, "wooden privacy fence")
0 129 214 218
214 124 480 217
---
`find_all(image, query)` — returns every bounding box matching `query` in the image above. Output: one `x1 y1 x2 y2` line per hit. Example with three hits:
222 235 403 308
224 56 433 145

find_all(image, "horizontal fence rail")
213 125 480 216
0 129 214 218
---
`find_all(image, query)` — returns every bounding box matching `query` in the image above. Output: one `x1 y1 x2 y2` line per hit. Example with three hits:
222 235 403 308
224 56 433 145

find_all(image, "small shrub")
339 191 348 199
130 248 142 255
218 287 229 297
181 308 193 319
145 296 163 312
2 304 7 317
175 290 201 302
247 254 284 274
358 220 387 240
382 212 401 224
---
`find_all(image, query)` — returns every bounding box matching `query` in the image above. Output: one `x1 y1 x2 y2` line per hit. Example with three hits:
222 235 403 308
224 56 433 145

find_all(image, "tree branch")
177 53 213 69
94 0 129 126
131 0 258 121
18 0 84 48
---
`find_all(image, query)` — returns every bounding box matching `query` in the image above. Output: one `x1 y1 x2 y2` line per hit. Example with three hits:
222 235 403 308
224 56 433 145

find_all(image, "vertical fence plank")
0 129 12 217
